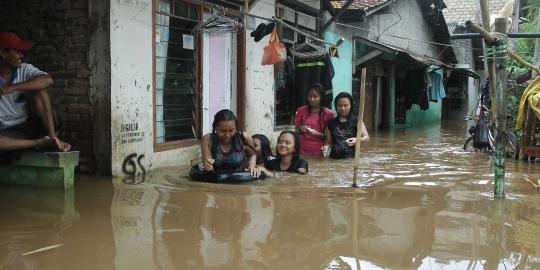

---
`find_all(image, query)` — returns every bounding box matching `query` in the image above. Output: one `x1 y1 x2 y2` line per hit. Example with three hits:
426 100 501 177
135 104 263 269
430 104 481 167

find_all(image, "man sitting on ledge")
0 32 70 153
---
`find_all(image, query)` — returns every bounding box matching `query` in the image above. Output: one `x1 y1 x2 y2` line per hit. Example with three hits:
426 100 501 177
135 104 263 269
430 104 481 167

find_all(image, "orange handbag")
261 30 286 65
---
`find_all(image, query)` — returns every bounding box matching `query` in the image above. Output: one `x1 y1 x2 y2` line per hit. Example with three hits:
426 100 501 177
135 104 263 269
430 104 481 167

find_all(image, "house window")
274 4 317 127
154 0 201 148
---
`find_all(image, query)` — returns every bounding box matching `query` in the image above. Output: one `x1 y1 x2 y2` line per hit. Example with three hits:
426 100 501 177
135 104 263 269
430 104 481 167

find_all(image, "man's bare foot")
51 136 71 152
36 136 70 152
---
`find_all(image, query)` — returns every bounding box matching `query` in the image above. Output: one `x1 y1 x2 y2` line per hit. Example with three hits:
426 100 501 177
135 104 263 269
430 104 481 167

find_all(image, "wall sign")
120 122 144 144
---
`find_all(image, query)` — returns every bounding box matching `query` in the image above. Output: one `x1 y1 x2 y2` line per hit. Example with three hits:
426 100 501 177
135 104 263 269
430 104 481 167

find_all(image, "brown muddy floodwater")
1 121 540 270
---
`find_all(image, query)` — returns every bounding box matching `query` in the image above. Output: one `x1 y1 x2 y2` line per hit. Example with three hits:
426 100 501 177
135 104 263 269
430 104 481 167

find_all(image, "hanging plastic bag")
261 30 286 65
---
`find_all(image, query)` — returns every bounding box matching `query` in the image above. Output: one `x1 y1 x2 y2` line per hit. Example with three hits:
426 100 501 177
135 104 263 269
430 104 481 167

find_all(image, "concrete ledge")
0 151 79 188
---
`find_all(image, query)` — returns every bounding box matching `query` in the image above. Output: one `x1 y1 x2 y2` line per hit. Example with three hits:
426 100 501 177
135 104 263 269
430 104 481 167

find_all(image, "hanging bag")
473 115 490 148
261 30 286 65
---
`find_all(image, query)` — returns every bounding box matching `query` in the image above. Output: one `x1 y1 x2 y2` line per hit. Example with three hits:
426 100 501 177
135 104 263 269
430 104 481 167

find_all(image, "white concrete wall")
244 1 277 138
110 1 198 176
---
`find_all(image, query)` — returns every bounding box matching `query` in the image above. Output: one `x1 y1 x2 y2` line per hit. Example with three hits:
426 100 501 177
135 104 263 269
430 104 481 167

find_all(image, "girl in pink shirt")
295 83 335 156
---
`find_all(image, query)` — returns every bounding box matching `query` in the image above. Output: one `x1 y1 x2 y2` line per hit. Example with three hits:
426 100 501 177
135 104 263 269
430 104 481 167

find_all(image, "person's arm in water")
256 165 275 178
201 134 214 171
0 74 53 95
296 159 308 174
242 132 261 178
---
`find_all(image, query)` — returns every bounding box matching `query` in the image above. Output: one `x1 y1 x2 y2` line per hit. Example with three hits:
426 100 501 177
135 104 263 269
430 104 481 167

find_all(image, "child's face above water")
277 133 295 156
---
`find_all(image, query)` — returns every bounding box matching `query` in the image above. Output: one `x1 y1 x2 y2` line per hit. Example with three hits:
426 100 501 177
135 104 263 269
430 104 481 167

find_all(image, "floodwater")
1 121 540 270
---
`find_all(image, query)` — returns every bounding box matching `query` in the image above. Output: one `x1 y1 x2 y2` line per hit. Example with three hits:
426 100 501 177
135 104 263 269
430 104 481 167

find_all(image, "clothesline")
197 0 538 62
271 16 338 46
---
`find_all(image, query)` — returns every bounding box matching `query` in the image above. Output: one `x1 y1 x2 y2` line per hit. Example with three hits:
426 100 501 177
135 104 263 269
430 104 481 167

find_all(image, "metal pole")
451 32 540 39
493 17 509 198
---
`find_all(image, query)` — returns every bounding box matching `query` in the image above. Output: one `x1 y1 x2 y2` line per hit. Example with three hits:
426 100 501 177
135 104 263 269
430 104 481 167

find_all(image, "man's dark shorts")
0 117 46 140
0 118 47 162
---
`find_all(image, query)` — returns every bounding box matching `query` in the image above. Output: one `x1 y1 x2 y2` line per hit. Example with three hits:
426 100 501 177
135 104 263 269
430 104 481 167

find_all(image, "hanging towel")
516 76 540 130
426 65 446 102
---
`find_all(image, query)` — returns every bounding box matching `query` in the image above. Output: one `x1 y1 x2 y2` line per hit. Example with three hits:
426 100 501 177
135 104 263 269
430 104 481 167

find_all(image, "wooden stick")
466 20 496 44
508 49 540 74
22 244 63 256
524 176 540 189
352 68 367 187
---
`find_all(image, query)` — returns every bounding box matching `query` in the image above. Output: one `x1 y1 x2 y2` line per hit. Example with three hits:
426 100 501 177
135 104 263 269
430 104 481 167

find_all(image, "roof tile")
330 0 389 12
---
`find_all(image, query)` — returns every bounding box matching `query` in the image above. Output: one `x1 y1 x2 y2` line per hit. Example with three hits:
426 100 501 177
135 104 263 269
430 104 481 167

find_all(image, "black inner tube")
189 164 265 183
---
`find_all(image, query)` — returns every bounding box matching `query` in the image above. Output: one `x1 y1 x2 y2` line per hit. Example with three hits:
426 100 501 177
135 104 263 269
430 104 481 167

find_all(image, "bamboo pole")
493 17 509 198
352 68 367 187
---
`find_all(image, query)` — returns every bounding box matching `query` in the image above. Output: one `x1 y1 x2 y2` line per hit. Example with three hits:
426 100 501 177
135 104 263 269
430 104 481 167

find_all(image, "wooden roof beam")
320 0 355 32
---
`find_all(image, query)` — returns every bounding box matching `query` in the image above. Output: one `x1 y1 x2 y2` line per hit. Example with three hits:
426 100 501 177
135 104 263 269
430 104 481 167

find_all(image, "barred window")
154 0 201 148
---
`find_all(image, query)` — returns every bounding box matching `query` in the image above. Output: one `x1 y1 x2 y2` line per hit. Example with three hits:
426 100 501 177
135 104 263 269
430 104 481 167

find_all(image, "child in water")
321 92 369 159
261 131 308 176
195 109 261 179
295 83 335 156
252 134 275 166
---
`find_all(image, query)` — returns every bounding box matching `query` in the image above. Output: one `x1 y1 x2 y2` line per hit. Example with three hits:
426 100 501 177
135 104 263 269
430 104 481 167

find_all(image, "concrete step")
0 151 79 189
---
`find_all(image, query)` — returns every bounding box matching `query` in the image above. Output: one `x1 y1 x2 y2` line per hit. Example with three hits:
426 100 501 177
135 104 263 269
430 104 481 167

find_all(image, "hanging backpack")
473 115 490 148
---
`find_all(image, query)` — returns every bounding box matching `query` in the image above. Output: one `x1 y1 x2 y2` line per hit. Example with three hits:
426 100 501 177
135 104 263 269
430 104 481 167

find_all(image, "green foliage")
506 84 525 135
506 1 540 134
510 0 539 68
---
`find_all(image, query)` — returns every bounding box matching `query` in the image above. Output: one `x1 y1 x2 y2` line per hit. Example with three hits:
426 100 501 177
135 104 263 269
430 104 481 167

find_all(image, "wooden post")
493 17 509 198
479 0 499 116
352 68 367 187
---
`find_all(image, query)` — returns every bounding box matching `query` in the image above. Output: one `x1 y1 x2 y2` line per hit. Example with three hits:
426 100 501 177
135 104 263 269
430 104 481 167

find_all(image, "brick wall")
0 0 96 172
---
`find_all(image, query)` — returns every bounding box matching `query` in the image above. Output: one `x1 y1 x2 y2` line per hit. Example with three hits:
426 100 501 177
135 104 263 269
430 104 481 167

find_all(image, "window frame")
152 0 203 152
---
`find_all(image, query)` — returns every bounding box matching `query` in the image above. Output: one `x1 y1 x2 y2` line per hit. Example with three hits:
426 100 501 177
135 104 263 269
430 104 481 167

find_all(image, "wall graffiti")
122 153 146 185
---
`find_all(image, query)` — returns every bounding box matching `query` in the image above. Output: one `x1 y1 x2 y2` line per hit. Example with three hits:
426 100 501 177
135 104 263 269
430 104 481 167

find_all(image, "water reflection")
1 121 540 270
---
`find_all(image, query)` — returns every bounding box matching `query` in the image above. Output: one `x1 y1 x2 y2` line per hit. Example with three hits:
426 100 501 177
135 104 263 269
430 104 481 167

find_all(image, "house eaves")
354 36 453 68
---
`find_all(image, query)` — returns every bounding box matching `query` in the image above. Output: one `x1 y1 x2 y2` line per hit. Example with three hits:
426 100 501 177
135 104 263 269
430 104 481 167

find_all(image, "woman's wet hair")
211 109 253 150
334 92 355 121
212 109 238 132
252 134 274 166
276 130 301 162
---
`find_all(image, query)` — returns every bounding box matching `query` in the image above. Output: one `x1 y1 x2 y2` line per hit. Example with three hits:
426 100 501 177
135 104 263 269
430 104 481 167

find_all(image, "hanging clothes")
403 69 428 110
293 53 335 109
516 76 540 130
426 65 446 102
